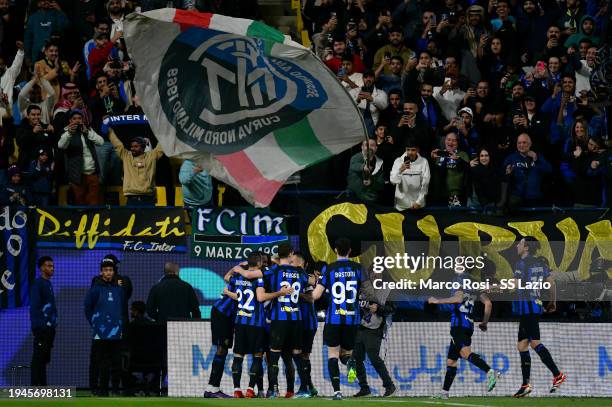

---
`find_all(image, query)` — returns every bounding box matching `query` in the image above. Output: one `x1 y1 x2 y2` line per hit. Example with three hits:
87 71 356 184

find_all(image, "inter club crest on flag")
159 29 328 155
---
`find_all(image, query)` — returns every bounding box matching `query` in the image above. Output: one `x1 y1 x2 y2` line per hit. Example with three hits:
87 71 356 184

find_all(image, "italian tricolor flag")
124 9 366 207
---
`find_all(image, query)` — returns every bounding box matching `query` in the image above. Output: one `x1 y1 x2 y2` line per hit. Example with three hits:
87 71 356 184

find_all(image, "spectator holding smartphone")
431 132 470 207
347 138 385 204
57 110 104 205
390 138 430 210
468 148 499 214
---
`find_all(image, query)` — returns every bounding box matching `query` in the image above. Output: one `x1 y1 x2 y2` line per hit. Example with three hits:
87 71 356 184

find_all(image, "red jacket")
88 42 114 78
324 54 365 74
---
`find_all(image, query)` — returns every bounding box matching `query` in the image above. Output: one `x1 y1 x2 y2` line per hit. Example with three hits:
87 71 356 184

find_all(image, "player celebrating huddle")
511 237 565 397
264 243 310 398
428 274 500 399
293 252 318 398
312 238 364 400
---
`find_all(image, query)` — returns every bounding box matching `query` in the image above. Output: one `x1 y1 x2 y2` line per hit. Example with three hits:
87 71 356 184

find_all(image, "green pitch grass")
2 397 611 407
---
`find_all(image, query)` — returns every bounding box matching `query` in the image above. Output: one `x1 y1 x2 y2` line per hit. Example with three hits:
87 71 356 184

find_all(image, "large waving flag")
123 9 366 207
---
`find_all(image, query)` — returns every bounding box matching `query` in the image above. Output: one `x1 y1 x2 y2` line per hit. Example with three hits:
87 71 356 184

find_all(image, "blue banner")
0 206 31 309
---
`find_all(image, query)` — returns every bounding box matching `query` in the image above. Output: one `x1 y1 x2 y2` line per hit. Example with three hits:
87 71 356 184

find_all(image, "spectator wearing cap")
88 30 122 79
16 104 56 171
179 159 213 208
109 128 164 206
324 36 365 74
434 76 466 121
0 165 29 205
347 139 385 204
338 55 363 90
373 27 413 76
431 132 470 207
350 70 388 136
502 133 552 210
28 148 53 206
390 138 430 211
23 0 70 64
445 107 480 158
58 110 104 205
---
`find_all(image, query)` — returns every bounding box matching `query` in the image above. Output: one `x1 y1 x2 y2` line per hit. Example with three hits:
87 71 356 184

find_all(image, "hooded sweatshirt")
564 15 601 48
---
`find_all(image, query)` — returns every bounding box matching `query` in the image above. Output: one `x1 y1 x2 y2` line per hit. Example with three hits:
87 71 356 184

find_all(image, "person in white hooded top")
390 138 431 211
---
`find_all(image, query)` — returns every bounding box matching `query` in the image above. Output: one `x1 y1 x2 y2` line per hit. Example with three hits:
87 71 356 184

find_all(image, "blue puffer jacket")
84 277 124 340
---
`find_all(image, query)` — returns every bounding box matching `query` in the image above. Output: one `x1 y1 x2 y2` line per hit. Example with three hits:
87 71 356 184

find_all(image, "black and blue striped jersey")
264 264 308 321
213 279 237 318
299 284 318 331
320 259 363 325
450 277 477 330
512 256 550 315
232 275 265 327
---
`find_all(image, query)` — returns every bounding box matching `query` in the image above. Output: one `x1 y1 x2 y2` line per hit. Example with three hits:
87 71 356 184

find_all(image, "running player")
292 252 319 398
511 237 565 397
264 243 310 398
311 238 363 400
428 274 500 399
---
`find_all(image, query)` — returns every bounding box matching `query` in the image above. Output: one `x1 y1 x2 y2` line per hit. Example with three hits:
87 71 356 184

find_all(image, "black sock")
467 353 491 373
248 356 262 389
294 355 308 392
443 366 457 391
209 353 227 387
534 344 560 376
328 358 340 392
268 351 281 390
284 357 295 393
303 359 313 390
257 372 264 392
520 351 531 386
232 356 244 389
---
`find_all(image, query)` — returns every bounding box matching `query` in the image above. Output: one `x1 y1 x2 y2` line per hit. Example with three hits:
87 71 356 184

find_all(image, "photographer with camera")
431 132 470 207
347 138 385 204
390 138 430 211
57 110 104 205
350 70 388 136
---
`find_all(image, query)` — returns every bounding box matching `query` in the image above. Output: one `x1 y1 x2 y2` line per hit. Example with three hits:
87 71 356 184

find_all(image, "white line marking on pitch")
356 398 495 407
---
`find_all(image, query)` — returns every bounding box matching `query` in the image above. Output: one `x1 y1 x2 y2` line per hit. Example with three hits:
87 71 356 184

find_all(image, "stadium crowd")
303 0 610 211
0 0 608 210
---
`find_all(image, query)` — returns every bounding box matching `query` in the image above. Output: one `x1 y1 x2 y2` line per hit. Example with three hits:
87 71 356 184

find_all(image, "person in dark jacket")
468 148 499 214
571 136 605 207
16 104 55 171
30 256 57 386
28 148 53 207
0 165 30 205
85 258 125 396
502 133 552 211
146 262 201 323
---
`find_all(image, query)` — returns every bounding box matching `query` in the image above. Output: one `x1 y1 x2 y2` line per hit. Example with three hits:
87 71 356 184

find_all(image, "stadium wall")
171 321 612 397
